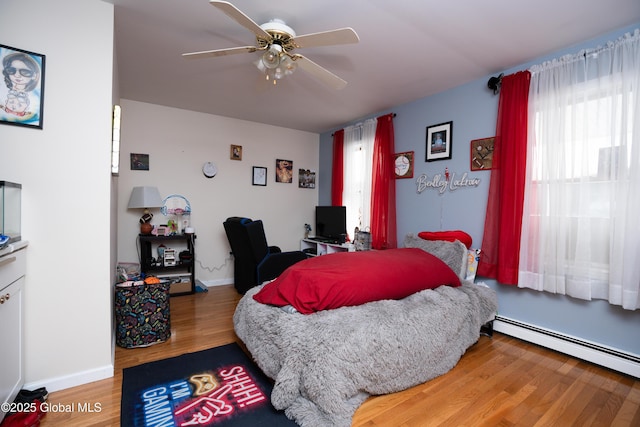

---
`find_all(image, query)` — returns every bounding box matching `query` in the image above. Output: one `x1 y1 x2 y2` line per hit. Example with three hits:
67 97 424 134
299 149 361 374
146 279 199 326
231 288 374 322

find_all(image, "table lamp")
127 186 163 234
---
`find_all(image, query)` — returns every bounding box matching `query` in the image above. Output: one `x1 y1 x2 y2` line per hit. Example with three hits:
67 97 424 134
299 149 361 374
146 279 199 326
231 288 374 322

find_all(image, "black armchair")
223 217 307 294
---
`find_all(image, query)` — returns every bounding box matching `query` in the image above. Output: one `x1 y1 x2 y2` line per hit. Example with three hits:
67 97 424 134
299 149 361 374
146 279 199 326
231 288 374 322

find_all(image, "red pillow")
253 248 461 314
418 230 472 249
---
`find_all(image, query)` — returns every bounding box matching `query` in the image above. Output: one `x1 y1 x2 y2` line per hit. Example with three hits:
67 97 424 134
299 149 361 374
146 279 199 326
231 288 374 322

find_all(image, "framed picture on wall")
394 151 414 179
0 44 46 129
230 144 242 160
425 121 453 162
470 137 495 170
298 169 316 188
130 153 150 170
252 166 267 186
275 159 293 183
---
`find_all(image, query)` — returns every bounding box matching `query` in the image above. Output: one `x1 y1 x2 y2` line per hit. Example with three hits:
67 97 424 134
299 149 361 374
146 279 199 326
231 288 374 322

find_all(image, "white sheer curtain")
342 118 376 239
519 29 640 310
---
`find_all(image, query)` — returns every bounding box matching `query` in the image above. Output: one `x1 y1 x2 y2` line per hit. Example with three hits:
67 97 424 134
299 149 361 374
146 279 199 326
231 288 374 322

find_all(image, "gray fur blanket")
234 280 497 426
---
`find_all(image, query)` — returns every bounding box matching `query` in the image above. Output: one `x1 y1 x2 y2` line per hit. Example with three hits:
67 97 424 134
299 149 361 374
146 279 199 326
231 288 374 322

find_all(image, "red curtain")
477 71 531 284
331 129 344 206
370 114 397 250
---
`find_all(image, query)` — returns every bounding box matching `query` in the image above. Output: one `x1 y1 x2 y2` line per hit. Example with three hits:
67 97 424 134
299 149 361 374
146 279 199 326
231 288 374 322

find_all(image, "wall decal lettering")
416 168 481 194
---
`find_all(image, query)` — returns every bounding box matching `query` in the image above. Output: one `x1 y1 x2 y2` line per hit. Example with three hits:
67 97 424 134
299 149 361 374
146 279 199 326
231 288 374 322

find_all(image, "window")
342 119 376 237
519 36 640 309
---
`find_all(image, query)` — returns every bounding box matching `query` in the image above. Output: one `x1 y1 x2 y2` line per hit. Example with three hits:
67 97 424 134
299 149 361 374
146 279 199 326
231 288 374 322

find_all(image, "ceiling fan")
183 1 359 89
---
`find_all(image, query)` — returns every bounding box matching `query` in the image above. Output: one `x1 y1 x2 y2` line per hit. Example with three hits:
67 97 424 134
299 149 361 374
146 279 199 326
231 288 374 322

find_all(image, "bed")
233 234 497 427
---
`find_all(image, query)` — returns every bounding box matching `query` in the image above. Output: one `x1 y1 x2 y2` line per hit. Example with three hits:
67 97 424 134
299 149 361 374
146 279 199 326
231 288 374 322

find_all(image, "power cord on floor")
196 253 234 273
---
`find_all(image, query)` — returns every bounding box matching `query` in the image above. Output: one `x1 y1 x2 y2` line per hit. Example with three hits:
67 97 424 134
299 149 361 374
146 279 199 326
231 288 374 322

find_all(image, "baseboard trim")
24 364 114 393
199 278 233 287
494 315 640 378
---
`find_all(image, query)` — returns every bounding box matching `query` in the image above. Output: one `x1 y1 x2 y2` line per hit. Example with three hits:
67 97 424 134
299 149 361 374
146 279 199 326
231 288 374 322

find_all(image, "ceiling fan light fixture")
281 55 297 76
256 44 297 84
261 44 282 69
190 2 359 89
274 67 286 80
254 59 277 83
255 58 266 73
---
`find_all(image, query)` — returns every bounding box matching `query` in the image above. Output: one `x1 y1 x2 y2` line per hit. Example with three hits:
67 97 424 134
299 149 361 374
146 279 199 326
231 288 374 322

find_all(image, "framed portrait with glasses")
0 44 46 129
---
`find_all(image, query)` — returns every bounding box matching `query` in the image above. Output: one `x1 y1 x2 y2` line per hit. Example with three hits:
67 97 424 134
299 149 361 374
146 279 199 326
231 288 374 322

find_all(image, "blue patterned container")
115 281 171 348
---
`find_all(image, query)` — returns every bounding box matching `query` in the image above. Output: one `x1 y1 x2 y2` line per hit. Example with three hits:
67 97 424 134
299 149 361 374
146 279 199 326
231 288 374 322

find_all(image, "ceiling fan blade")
293 55 347 90
293 27 359 49
209 1 271 40
182 46 258 59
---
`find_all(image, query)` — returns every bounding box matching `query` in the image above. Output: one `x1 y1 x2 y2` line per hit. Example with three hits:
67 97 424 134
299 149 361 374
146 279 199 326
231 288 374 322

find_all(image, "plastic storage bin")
114 281 170 348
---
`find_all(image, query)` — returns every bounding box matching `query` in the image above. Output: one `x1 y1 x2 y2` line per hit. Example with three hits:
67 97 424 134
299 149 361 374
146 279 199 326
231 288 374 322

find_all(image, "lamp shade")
127 186 163 209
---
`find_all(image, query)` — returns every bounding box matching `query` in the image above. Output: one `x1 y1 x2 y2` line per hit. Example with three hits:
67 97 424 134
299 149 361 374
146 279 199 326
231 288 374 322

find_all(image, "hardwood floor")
36 285 640 426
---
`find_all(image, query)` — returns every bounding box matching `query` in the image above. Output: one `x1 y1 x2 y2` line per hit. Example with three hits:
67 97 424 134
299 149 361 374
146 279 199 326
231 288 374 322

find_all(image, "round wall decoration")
202 161 218 178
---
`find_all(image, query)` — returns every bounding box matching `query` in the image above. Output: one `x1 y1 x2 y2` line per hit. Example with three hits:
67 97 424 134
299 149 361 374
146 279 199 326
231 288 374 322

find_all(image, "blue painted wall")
319 23 640 355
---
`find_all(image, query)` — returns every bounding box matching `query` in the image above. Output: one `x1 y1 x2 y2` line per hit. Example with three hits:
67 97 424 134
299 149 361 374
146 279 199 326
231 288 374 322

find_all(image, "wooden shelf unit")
139 234 196 296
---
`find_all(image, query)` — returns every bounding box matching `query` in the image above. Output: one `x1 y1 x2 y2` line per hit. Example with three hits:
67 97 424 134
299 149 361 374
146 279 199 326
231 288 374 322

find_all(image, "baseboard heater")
493 315 640 379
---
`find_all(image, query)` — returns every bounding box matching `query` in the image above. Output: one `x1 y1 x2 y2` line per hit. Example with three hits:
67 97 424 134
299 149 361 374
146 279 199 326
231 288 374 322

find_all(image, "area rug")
121 343 298 426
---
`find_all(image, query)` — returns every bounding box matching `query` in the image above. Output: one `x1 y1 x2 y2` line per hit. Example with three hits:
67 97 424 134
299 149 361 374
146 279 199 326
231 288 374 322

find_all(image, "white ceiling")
105 0 640 134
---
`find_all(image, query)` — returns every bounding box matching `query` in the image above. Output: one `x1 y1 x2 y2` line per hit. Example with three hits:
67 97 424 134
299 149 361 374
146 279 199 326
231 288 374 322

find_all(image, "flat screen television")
315 206 347 243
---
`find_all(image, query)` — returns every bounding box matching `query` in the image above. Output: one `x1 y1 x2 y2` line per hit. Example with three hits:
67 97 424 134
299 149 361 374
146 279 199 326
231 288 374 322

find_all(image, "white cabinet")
300 238 354 256
0 244 26 423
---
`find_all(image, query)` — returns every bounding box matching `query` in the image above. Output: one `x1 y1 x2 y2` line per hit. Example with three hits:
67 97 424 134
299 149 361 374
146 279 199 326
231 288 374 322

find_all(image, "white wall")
116 100 319 286
0 0 115 390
